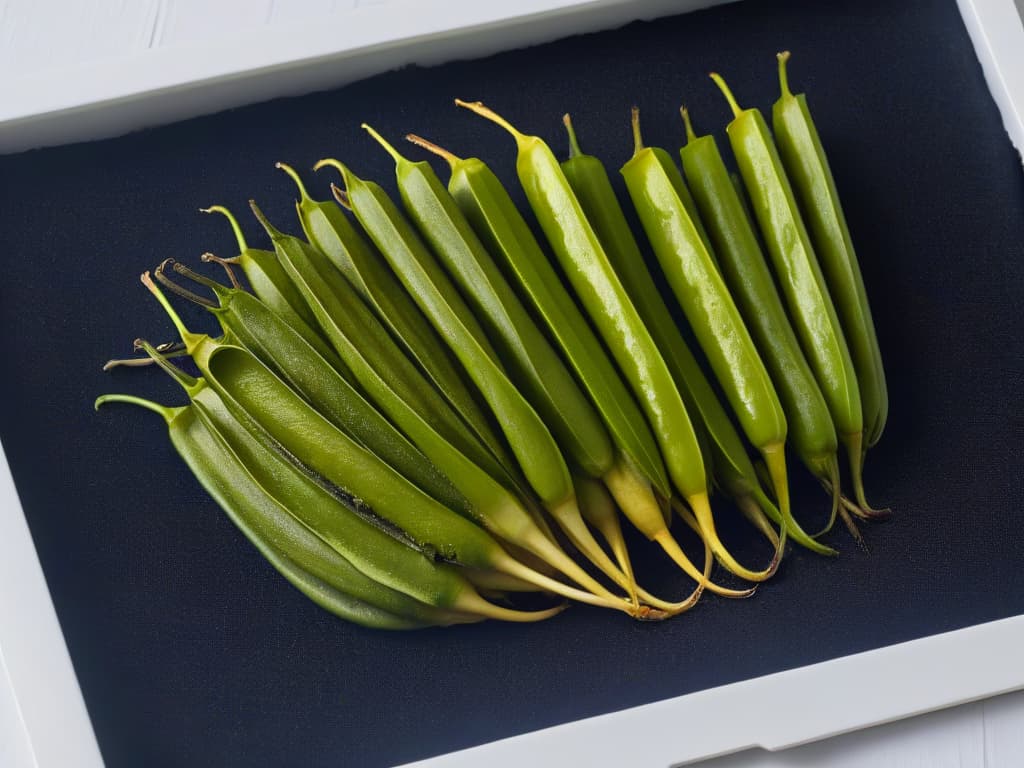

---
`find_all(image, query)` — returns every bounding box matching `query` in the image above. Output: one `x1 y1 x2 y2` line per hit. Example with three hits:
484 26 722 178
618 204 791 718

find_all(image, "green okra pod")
384 131 612 481
621 107 788 579
277 161 513 471
410 139 670 497
199 205 333 361
95 392 475 629
402 134 743 604
366 127 657 605
562 112 826 557
140 271 636 614
243 207 627 606
248 203 514 488
456 99 758 592
679 106 842 540
332 159 570 506
711 71 879 529
149 260 465 514
772 51 888 509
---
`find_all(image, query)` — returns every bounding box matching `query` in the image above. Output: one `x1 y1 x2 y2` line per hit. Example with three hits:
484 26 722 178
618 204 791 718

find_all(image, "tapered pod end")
198 253 241 290
248 199 285 242
842 432 892 520
630 106 645 158
455 589 567 623
275 161 312 203
199 204 249 253
405 134 463 172
330 184 353 211
362 123 410 166
688 492 782 583
454 99 528 147
140 270 204 352
94 393 179 422
777 51 794 99
562 113 584 158
150 257 224 306
680 105 698 144
313 158 362 204
709 72 744 119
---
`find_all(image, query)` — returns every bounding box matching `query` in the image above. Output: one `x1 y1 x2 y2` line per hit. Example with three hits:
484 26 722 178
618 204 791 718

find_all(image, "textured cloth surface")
2 0 1023 766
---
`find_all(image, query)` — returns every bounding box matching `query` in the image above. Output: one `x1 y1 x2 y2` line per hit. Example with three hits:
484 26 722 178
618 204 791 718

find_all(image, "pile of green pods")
99 52 888 629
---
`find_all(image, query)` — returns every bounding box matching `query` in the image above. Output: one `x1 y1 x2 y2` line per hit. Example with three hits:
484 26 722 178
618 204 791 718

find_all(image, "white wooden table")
1 2 1022 766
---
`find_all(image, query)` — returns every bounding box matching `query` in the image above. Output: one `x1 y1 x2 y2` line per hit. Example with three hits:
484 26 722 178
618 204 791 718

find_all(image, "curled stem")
709 72 744 119
453 99 527 144
134 339 199 392
275 161 311 201
405 134 462 170
454 590 566 623
843 431 891 519
200 205 249 253
777 50 793 99
682 491 782 584
200 252 241 289
103 342 189 371
152 259 217 308
94 393 177 422
362 123 407 163
140 271 202 350
812 457 842 537
330 183 352 211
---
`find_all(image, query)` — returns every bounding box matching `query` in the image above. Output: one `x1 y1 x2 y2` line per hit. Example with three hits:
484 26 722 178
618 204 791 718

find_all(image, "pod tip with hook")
275 161 311 202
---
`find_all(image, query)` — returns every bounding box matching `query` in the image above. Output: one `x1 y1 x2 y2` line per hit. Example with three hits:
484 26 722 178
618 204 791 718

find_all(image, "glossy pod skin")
429 146 671 501
250 204 514 489
455 100 766 589
401 136 743 602
243 211 628 607
95 394 465 630
277 163 515 472
393 131 729 609
143 271 633 613
333 160 573 509
455 101 703 500
561 115 825 556
200 205 333 361
620 108 788 578
710 72 871 519
679 107 842 531
772 52 888 510
379 130 613 481
364 128 659 600
151 261 465 514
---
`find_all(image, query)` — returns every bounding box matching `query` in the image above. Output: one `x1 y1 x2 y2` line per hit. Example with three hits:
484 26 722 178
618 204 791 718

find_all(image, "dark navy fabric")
1 0 1022 765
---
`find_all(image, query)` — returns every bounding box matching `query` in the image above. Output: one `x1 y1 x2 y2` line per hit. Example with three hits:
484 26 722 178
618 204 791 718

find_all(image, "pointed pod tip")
275 160 310 200
361 123 406 164
405 133 461 167
330 183 353 211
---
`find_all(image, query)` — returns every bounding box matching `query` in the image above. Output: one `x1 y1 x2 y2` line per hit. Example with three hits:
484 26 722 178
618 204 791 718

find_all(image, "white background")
1 1 1022 766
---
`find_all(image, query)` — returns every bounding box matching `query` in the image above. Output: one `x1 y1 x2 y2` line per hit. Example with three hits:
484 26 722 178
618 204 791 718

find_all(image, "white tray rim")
1 1 1022 766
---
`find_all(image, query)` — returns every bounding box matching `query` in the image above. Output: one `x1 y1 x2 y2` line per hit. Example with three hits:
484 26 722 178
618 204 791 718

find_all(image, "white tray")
2 1 1023 766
